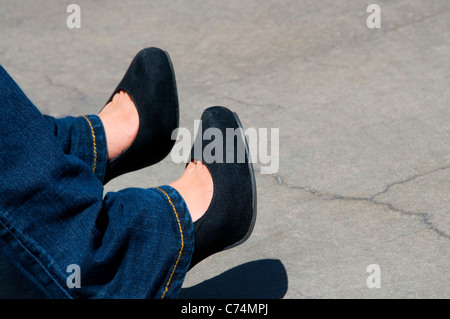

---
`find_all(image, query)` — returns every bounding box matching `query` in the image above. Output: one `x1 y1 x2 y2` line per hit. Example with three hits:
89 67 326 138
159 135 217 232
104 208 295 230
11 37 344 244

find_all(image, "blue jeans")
0 65 194 299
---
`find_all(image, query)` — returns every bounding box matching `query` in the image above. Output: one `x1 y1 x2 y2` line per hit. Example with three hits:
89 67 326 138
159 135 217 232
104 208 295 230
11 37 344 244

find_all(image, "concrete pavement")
0 0 448 298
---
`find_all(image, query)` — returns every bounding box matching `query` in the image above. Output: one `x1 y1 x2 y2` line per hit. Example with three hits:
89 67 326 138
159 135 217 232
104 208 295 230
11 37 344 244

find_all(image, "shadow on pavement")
1 255 288 299
180 259 288 299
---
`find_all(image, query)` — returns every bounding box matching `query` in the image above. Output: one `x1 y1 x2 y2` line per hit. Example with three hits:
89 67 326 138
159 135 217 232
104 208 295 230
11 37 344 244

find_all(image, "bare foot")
98 91 139 160
170 161 214 222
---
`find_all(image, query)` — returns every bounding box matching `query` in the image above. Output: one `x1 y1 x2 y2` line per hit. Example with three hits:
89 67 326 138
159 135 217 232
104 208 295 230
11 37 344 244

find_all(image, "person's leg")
170 161 214 222
174 106 257 269
43 114 108 183
43 89 139 184
44 47 179 185
0 65 193 299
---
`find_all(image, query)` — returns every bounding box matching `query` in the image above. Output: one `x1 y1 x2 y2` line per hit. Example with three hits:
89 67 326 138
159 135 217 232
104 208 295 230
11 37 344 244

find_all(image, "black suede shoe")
189 106 257 269
102 47 179 184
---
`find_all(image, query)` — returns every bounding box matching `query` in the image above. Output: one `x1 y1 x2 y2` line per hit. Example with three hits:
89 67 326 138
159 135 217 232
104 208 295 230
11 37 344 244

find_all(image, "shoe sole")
162 49 180 130
223 112 258 251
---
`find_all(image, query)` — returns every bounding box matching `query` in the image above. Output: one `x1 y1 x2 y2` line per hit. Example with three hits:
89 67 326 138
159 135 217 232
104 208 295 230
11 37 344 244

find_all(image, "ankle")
98 91 139 160
170 162 213 222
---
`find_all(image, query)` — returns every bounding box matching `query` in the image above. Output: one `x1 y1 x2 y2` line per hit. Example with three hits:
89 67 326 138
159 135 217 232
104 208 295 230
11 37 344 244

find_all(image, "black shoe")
189 106 257 269
102 47 179 184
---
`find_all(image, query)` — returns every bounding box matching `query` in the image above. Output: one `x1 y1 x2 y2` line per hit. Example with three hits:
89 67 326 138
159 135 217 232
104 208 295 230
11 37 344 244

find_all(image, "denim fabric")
0 65 194 299
44 114 108 183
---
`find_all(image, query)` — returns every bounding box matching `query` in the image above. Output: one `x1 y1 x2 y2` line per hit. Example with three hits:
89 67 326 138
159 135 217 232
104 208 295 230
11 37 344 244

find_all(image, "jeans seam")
155 187 184 299
80 115 97 173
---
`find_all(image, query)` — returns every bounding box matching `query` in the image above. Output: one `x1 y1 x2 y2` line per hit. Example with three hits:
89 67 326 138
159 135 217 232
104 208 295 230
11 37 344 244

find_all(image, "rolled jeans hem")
44 114 108 183
0 185 194 299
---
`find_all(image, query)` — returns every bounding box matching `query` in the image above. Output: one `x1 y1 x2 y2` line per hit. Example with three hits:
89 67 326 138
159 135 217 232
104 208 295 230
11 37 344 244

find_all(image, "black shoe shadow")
180 259 288 299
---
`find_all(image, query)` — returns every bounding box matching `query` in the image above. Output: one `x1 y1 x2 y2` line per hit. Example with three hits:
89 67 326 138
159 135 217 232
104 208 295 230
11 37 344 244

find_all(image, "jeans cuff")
82 114 107 183
154 185 195 299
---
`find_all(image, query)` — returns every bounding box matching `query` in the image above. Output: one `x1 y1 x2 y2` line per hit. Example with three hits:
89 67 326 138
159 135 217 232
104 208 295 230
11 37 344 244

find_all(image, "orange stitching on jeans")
155 187 184 299
80 115 97 173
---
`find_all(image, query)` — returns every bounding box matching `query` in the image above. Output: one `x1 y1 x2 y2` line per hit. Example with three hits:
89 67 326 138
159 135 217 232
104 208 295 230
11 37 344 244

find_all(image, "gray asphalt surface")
0 0 449 298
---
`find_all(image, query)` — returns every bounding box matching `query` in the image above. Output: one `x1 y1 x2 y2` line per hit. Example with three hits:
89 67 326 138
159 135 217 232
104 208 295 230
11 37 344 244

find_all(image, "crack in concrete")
45 74 87 104
382 7 450 33
302 57 351 70
261 165 450 240
369 165 450 200
220 94 284 111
